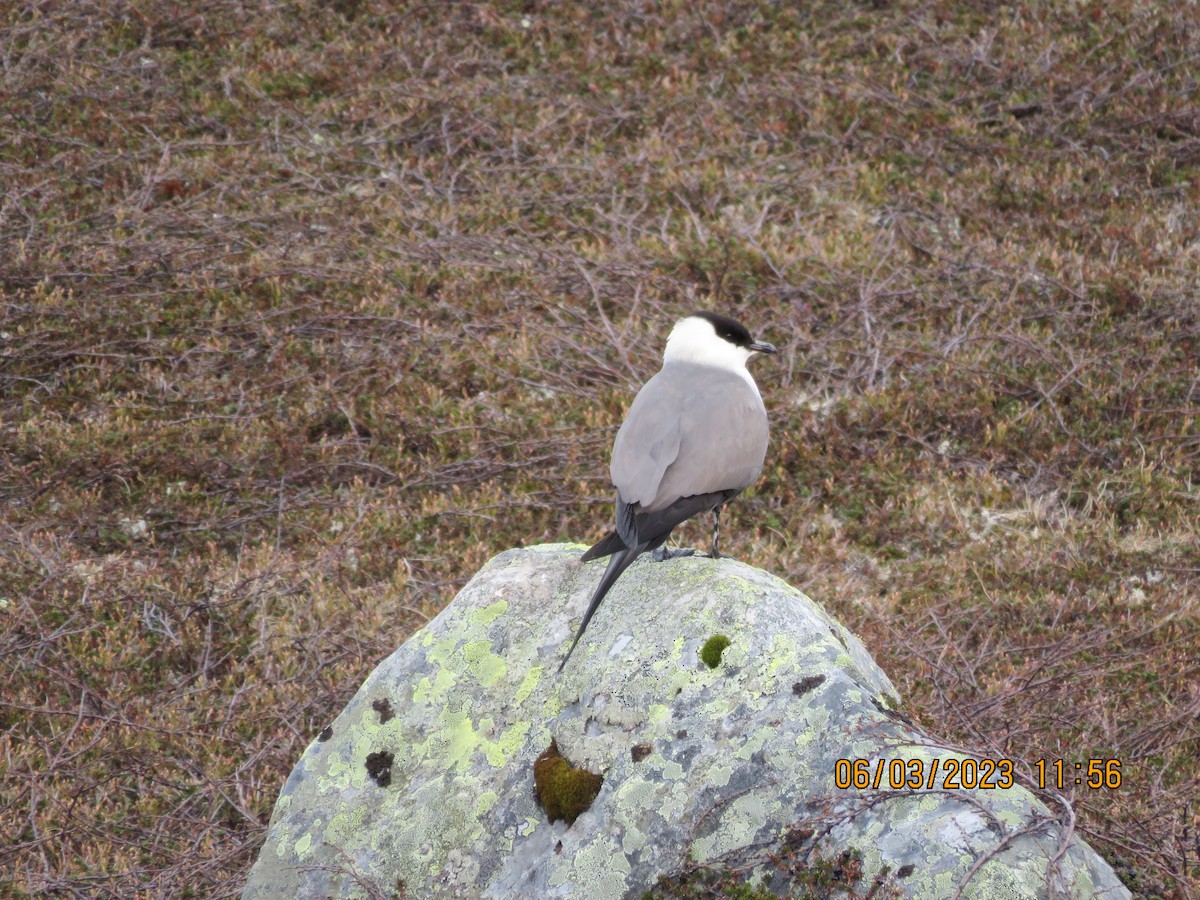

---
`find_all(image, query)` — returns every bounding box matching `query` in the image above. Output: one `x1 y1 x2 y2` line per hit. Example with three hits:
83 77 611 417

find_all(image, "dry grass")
2 1 1198 896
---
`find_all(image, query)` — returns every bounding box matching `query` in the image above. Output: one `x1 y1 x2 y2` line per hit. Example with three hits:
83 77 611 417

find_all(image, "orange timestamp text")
1034 758 1122 790
834 757 1123 791
835 756 1015 791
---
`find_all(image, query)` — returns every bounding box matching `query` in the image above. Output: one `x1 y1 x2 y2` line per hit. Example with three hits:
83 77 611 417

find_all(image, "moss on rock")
700 634 732 669
533 739 603 825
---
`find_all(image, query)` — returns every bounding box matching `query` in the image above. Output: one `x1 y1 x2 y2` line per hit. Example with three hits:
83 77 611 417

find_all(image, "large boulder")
244 544 1129 899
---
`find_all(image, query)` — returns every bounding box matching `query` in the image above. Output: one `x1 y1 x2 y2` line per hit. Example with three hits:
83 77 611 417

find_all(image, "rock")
243 544 1130 899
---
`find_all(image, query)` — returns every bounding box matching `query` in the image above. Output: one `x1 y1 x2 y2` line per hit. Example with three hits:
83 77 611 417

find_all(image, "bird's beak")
749 340 777 355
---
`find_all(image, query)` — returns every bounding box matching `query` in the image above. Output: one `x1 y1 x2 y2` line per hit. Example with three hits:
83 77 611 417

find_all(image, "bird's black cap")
691 311 776 354
691 311 753 346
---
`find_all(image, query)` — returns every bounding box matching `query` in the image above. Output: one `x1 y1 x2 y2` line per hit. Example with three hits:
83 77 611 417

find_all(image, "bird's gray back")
611 363 769 512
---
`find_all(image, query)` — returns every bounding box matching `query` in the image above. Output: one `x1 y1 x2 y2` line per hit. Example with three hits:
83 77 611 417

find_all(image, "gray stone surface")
243 543 1130 899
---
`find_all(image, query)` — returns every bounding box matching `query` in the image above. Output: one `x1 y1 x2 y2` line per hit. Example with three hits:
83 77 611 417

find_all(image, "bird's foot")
652 546 697 562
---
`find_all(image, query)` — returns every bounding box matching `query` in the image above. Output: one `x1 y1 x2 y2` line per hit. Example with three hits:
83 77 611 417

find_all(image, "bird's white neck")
662 316 758 389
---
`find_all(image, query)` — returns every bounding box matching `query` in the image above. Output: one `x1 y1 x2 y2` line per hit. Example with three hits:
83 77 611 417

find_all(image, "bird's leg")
709 507 722 559
652 545 696 562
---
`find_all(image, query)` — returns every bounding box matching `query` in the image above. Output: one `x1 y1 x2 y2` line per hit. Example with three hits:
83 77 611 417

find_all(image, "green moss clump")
533 740 603 825
700 634 732 669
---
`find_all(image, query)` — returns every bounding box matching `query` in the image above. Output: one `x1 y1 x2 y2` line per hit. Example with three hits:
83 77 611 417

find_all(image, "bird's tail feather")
558 545 641 672
580 530 624 562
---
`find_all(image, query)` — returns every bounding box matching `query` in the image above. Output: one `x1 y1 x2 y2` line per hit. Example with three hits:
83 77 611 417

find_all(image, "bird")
559 311 776 673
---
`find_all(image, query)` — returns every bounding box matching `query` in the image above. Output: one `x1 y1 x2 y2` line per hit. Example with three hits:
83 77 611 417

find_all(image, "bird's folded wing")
610 372 684 508
610 365 768 514
651 382 768 509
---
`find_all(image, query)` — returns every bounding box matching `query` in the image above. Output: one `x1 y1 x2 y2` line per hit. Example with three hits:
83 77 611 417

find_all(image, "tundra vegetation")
2 1 1197 896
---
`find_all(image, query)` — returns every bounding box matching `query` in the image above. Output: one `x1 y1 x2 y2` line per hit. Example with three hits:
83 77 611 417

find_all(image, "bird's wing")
647 369 769 512
609 370 685 508
610 365 769 514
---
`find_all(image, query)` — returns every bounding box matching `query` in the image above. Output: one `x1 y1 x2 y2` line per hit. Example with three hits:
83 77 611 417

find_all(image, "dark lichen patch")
371 697 395 723
645 869 776 899
871 696 914 726
792 675 826 696
699 634 732 669
648 831 903 899
631 743 652 762
533 740 603 826
365 750 394 787
783 824 815 851
317 725 333 742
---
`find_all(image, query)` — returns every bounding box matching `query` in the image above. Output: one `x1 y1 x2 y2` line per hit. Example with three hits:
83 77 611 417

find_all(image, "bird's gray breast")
610 363 769 512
